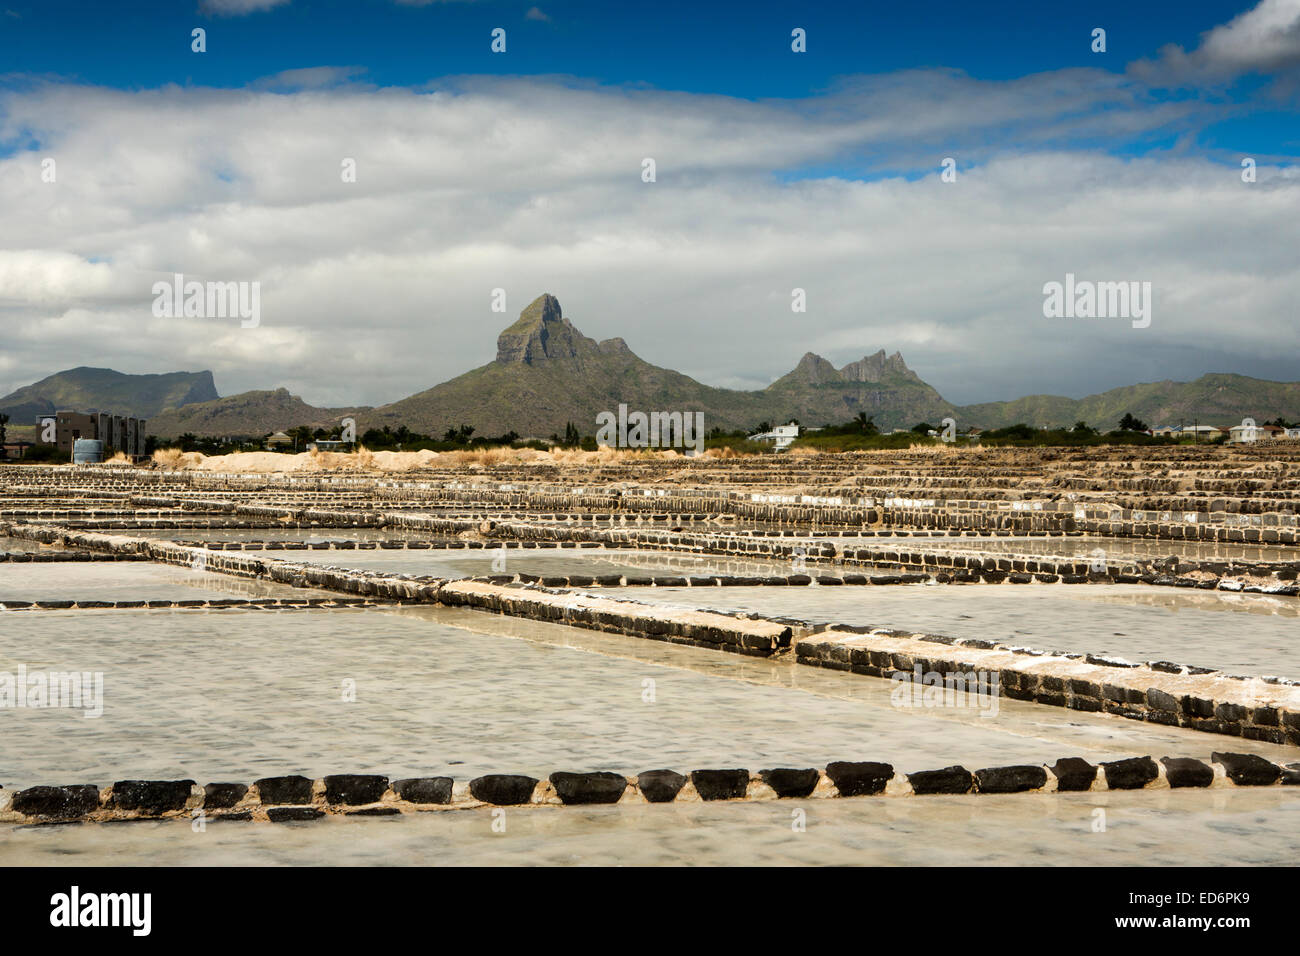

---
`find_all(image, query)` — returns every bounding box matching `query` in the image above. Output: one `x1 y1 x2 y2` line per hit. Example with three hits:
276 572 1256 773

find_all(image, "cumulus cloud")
0 6 1296 408
525 7 551 22
1134 0 1300 82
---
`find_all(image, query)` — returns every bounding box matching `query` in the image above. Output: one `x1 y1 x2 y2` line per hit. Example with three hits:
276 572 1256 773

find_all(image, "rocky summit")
7 294 1296 440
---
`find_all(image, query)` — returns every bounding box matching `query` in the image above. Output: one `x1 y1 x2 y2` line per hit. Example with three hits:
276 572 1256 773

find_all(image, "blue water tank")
72 438 104 464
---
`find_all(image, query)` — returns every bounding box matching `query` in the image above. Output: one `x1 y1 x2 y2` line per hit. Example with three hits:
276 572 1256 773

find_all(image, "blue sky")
1 0 1292 158
0 0 1297 409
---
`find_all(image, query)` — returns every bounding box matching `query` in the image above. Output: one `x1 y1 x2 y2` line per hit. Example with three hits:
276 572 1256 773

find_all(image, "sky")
0 0 1297 409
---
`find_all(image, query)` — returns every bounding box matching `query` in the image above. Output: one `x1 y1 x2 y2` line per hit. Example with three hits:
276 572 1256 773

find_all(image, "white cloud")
200 0 291 16
525 7 551 22
0 14 1296 409
253 66 369 90
1135 0 1300 82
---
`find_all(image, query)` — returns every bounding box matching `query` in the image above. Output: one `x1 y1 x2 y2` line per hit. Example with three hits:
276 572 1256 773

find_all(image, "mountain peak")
495 293 588 364
787 352 842 385
839 349 918 383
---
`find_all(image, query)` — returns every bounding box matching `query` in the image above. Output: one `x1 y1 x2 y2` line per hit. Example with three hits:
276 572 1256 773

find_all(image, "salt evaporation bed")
822 535 1297 564
2 606 1289 788
0 561 338 603
244 547 791 579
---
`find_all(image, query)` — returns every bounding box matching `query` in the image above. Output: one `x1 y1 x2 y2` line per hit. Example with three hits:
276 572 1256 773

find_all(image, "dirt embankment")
149 445 714 473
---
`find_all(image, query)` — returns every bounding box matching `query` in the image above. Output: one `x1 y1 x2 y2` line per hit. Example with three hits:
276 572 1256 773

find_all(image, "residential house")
747 422 800 452
1228 422 1286 443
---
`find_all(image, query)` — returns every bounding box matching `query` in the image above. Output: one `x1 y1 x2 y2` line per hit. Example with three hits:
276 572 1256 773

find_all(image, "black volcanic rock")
13 784 101 819
636 769 687 803
825 761 894 796
392 777 454 805
469 774 538 805
549 771 628 805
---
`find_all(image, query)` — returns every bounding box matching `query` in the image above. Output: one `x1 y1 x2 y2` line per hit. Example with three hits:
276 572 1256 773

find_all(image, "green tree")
288 425 314 450
1118 413 1149 432
910 421 935 435
441 424 475 445
854 412 878 436
0 412 8 447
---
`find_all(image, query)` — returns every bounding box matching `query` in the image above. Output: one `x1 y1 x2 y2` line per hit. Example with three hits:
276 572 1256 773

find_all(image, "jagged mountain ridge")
363 294 952 436
8 295 1294 439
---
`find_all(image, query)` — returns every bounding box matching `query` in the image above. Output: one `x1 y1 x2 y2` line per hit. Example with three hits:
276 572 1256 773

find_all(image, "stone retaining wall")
0 597 383 611
796 628 1300 745
4 752 1296 825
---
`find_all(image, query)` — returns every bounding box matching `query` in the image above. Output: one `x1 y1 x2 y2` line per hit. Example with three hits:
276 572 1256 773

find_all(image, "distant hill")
36 294 1295 440
147 388 369 438
957 373 1300 431
362 294 954 436
365 294 772 435
764 350 955 430
0 367 218 422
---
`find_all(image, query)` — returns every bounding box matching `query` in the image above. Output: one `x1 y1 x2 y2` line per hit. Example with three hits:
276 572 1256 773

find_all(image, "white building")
1229 423 1286 443
748 422 799 451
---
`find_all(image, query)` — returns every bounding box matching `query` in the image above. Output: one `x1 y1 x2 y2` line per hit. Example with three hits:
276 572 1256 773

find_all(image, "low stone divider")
0 551 149 563
3 752 1295 825
0 597 384 611
436 580 792 656
795 627 1300 746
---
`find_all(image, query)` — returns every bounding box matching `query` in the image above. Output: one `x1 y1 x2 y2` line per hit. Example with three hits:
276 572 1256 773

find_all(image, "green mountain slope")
146 388 368 438
367 294 772 435
0 367 218 422
57 294 1297 441
365 294 951 436
958 373 1300 430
